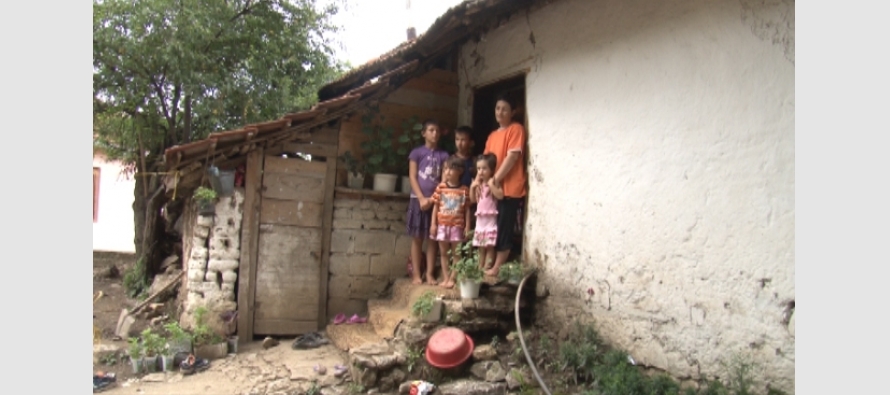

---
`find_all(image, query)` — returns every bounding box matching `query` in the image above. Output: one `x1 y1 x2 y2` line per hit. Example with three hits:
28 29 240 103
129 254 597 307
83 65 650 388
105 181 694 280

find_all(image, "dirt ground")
93 255 353 395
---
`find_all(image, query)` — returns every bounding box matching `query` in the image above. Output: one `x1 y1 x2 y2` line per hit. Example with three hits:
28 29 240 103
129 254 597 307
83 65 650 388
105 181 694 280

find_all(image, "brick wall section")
328 195 412 319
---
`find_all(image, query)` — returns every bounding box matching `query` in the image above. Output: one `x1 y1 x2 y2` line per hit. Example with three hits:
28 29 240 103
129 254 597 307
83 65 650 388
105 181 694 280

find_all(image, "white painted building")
93 151 136 253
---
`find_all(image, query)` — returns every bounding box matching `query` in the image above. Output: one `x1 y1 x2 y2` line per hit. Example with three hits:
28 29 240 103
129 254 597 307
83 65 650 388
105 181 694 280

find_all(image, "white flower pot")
347 173 365 189
372 173 398 193
401 176 412 194
459 279 482 299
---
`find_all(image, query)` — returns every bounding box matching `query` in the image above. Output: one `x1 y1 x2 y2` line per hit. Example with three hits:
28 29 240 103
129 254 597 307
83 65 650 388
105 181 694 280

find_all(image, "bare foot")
426 274 438 285
441 280 455 289
411 277 423 285
484 268 499 277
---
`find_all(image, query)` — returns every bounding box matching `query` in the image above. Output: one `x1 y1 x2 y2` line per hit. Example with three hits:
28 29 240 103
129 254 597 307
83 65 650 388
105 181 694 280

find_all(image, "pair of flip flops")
331 313 368 325
93 372 116 393
180 354 210 375
312 364 349 377
292 332 330 349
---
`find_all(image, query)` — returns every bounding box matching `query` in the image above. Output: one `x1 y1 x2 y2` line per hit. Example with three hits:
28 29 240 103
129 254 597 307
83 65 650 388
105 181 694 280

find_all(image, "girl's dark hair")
421 119 440 132
476 153 497 173
445 155 466 172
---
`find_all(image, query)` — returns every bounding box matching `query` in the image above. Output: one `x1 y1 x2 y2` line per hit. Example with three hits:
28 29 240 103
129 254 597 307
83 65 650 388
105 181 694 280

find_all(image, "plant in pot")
193 186 218 216
338 151 366 189
411 291 443 323
192 306 227 360
451 240 484 299
360 107 401 193
396 116 424 194
498 260 526 285
163 321 193 356
140 328 165 373
127 337 144 374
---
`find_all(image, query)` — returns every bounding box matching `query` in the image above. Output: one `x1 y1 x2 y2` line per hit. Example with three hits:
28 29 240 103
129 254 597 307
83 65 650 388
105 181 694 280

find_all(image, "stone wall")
180 189 244 334
328 194 412 320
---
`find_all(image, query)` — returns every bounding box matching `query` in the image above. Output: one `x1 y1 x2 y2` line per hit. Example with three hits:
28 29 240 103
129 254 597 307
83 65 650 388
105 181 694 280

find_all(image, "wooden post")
237 148 264 344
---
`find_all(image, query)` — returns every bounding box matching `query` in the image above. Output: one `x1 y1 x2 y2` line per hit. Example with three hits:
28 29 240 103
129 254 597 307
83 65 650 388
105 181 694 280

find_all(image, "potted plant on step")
192 307 227 360
140 328 165 373
360 106 401 193
411 291 443 323
452 240 484 299
163 320 193 356
338 151 366 189
498 260 526 285
193 186 218 216
127 337 144 374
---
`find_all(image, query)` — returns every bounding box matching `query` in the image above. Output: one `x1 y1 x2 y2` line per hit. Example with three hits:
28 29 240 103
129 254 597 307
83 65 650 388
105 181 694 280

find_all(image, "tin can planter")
347 173 365 189
195 342 228 360
130 356 143 374
227 336 239 354
161 354 176 372
142 355 159 373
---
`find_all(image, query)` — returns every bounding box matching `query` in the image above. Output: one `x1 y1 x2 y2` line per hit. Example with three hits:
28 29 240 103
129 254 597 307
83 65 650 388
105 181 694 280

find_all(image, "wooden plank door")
252 154 327 335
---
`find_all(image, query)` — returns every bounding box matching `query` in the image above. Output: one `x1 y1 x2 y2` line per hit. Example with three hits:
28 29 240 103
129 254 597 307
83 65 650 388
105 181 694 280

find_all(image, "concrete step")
325 322 382 352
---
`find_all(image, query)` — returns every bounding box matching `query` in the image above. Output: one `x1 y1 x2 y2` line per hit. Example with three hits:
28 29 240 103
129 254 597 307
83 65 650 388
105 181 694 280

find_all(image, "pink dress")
473 184 498 247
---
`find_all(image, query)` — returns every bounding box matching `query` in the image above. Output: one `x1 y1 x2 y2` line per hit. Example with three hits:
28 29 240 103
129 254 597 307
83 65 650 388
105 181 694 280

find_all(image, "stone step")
325 322 383 352
366 279 461 338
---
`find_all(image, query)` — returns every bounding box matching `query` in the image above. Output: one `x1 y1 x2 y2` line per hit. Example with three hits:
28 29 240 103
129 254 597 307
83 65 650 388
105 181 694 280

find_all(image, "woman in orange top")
483 93 527 277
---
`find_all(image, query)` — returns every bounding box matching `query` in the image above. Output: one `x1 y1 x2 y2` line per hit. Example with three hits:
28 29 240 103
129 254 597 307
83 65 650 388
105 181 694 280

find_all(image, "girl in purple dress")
407 120 450 285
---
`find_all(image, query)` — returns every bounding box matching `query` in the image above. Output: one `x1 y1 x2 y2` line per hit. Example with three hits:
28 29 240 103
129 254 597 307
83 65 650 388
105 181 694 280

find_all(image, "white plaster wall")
92 155 136 253
458 0 794 392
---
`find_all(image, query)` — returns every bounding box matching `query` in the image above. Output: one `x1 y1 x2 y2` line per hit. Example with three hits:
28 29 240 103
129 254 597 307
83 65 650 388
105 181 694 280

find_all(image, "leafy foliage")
191 306 223 346
449 240 484 282
411 291 438 318
498 260 525 282
193 186 218 203
123 257 149 298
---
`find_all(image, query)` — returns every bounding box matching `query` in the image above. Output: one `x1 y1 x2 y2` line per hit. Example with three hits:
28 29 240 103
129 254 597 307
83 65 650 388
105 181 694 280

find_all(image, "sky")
326 0 465 67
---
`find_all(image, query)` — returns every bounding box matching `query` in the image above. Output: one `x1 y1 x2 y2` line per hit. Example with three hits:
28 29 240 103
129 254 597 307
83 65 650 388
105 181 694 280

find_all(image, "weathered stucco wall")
458 0 794 392
328 194 412 320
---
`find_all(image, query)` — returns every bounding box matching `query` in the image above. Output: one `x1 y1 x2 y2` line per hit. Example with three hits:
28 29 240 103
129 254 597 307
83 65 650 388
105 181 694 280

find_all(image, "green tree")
93 0 346 279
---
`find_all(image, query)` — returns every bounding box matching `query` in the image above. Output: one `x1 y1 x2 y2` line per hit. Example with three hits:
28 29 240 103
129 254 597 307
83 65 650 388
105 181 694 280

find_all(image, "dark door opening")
471 74 527 256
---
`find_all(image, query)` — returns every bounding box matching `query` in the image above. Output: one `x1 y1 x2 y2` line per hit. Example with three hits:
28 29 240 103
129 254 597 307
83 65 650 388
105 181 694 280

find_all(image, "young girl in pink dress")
470 153 503 270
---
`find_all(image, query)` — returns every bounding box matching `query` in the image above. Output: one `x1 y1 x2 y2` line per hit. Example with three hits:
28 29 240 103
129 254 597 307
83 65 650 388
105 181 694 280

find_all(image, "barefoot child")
470 153 502 270
429 156 472 289
407 120 450 285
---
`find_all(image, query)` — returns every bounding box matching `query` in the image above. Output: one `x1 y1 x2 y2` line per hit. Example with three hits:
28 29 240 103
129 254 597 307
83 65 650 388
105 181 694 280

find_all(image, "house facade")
93 151 136 253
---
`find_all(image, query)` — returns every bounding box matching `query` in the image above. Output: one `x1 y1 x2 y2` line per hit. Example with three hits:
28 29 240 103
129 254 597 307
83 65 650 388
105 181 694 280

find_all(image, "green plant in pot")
498 260 525 285
411 291 443 322
193 186 218 216
140 328 165 373
163 321 192 355
360 106 401 193
338 150 366 189
127 337 144 374
192 306 226 360
451 240 484 299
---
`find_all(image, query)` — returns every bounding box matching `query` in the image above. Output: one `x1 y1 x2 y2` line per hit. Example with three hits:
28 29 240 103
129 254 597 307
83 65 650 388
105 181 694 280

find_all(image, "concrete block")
204 271 219 282
328 274 351 296
333 208 352 219
331 230 354 253
329 254 369 276
208 259 240 272
194 225 210 239
395 235 413 255
354 231 396 254
350 276 388 299
378 210 405 221
365 220 390 230
187 269 206 282
358 199 378 210
188 258 206 270
190 247 208 261
370 254 402 277
349 255 371 276
196 215 214 227
333 219 364 230
334 198 361 208
221 270 238 283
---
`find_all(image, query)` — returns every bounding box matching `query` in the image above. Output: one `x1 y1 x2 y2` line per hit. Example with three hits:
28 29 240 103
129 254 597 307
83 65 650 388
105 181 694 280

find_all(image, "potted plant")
140 328 165 373
127 337 144 374
338 151 366 189
451 241 484 299
193 186 218 216
411 291 443 322
396 116 424 194
360 107 400 192
192 307 227 360
163 321 193 355
498 260 525 285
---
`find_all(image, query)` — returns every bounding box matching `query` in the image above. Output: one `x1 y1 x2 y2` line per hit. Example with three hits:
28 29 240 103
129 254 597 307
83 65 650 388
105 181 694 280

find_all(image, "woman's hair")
445 155 466 173
495 92 519 111
476 153 497 173
421 119 440 132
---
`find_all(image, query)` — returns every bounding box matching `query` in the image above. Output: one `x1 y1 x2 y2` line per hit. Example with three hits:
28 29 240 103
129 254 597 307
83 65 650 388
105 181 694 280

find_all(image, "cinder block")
221 270 238 283
208 259 239 272
354 231 396 254
349 255 370 276
194 225 210 239
328 274 351 296
395 235 413 255
333 219 364 230
370 254 402 277
354 209 376 220
365 220 389 230
334 198 361 208
333 208 352 219
329 253 369 276
331 230 354 253
350 276 388 299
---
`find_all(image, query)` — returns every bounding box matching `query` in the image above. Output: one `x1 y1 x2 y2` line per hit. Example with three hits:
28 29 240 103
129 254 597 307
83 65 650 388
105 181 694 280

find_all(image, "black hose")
514 270 553 395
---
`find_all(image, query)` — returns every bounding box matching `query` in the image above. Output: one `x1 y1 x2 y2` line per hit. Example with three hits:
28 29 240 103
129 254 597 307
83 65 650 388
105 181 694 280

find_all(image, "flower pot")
167 339 192 355
142 355 159 373
347 173 365 189
195 342 228 360
197 199 215 216
208 166 236 197
227 336 239 354
459 279 482 299
161 354 176 372
400 175 412 194
372 173 398 193
419 299 443 322
130 356 143 374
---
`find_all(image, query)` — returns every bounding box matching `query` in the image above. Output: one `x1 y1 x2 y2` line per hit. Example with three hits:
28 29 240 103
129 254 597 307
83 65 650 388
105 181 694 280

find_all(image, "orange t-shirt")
484 122 527 198
431 182 471 228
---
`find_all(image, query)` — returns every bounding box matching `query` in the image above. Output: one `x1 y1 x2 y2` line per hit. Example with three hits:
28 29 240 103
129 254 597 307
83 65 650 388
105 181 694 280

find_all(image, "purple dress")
406 145 449 238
